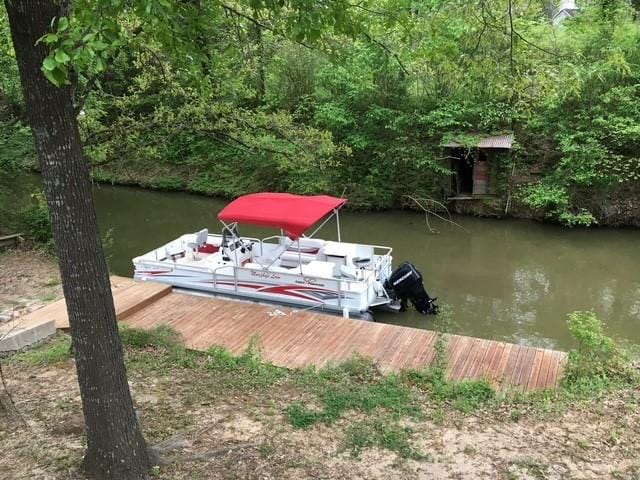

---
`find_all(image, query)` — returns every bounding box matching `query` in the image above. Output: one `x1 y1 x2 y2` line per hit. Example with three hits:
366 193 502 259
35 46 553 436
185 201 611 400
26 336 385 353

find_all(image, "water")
14 178 640 350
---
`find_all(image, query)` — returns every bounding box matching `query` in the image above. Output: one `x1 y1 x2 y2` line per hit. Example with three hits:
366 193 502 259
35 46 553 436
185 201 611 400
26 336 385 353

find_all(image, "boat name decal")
251 270 281 280
296 277 325 287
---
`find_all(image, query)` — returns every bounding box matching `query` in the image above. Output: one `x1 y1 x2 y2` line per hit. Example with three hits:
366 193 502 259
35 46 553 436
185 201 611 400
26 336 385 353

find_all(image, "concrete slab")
0 318 56 352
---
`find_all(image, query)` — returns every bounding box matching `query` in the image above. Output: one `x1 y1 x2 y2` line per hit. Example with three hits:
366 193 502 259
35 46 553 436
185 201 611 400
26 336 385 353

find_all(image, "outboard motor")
384 262 439 315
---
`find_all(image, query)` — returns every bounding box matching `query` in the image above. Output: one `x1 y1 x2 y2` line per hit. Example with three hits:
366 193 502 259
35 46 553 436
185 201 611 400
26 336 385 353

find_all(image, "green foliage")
557 209 598 227
286 355 419 428
0 117 34 171
5 0 640 218
120 324 200 371
121 327 286 387
519 184 599 227
0 9 22 105
402 366 495 413
21 192 52 245
563 311 637 394
342 418 425 459
119 324 181 350
8 334 72 365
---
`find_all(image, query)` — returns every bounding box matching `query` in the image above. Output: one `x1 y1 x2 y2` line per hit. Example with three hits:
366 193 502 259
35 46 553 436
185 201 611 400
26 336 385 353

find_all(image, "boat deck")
21 277 567 391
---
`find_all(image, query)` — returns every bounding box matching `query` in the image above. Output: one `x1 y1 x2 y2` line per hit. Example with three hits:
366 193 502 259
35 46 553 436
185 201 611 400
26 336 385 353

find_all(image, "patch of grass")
120 324 201 372
285 355 420 428
142 401 194 443
341 417 427 460
259 443 276 459
122 329 287 390
463 444 477 456
511 457 549 480
402 366 495 413
203 337 288 388
120 324 182 350
51 452 82 473
7 333 71 365
40 293 59 303
285 403 324 428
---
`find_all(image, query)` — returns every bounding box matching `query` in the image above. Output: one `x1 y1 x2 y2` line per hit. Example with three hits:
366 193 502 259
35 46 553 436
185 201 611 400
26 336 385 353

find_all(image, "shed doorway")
452 150 474 196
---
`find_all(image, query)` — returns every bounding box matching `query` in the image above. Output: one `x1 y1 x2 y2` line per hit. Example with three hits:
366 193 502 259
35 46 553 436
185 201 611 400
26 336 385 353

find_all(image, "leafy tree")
3 1 387 478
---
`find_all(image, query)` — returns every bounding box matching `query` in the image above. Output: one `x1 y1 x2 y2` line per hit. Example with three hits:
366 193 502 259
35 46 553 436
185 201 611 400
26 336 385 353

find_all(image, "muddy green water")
14 179 640 350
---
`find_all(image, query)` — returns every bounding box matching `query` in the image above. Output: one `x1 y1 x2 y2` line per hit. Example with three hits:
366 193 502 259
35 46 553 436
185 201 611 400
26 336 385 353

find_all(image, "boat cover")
218 192 347 239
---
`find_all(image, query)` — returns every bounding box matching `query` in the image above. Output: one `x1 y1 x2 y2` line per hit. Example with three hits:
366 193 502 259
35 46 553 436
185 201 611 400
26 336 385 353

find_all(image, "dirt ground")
1 357 639 480
0 248 62 322
0 248 639 480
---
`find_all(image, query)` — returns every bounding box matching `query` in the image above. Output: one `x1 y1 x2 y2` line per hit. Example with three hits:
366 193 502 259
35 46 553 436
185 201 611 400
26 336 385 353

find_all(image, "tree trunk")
4 1 151 478
250 23 266 103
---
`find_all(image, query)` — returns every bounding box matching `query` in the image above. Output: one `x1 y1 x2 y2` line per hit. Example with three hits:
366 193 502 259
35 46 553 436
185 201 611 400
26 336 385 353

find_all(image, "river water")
13 178 640 350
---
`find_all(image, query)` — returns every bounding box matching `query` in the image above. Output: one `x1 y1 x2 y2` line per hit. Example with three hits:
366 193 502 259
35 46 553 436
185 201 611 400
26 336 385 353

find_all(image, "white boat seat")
244 262 292 274
165 245 185 261
187 229 209 259
340 264 360 280
280 251 316 267
301 260 336 278
244 262 267 270
286 238 325 254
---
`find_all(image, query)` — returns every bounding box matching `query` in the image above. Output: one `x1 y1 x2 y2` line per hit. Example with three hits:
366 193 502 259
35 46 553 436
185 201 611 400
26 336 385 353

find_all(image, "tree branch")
220 3 315 50
361 31 410 76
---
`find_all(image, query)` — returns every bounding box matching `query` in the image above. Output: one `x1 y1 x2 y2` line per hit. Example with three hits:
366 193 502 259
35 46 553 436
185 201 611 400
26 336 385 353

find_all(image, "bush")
563 311 636 392
22 191 52 245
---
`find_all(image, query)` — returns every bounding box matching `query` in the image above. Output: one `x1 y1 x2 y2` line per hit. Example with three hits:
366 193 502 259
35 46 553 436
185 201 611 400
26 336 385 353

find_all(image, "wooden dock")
18 276 171 330
22 276 567 391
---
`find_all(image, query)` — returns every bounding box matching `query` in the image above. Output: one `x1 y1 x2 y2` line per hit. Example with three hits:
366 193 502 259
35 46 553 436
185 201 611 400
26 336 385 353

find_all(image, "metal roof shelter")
443 133 514 199
443 133 514 150
552 0 579 25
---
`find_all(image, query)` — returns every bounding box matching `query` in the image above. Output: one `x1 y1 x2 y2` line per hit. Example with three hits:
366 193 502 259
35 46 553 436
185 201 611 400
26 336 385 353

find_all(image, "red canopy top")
218 193 347 239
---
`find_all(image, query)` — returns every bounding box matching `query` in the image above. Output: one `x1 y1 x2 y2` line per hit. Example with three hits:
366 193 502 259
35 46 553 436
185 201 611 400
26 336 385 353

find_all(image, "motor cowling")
384 262 439 315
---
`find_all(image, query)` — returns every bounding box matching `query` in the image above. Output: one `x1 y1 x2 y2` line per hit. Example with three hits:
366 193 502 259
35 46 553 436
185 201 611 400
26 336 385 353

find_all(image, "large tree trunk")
4 1 151 478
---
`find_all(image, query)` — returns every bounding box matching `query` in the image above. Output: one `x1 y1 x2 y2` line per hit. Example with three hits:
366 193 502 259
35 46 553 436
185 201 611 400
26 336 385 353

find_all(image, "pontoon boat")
132 193 437 319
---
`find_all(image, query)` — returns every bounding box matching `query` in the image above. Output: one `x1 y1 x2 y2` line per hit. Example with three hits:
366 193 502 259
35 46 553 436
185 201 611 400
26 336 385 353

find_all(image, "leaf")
57 17 69 32
90 40 109 51
41 66 65 87
42 57 57 71
54 50 71 64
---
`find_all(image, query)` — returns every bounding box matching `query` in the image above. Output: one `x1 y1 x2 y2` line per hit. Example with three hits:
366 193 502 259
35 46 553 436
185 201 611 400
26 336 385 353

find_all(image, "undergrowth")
561 311 638 395
341 417 427 460
286 355 421 428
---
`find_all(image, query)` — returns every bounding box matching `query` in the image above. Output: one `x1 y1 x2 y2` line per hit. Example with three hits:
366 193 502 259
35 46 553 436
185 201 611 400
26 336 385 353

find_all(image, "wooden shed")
442 133 513 200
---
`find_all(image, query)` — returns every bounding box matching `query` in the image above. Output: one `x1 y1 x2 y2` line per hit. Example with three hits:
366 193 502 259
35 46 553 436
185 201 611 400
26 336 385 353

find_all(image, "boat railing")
142 243 392 283
259 235 287 257
208 262 378 309
371 245 393 270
